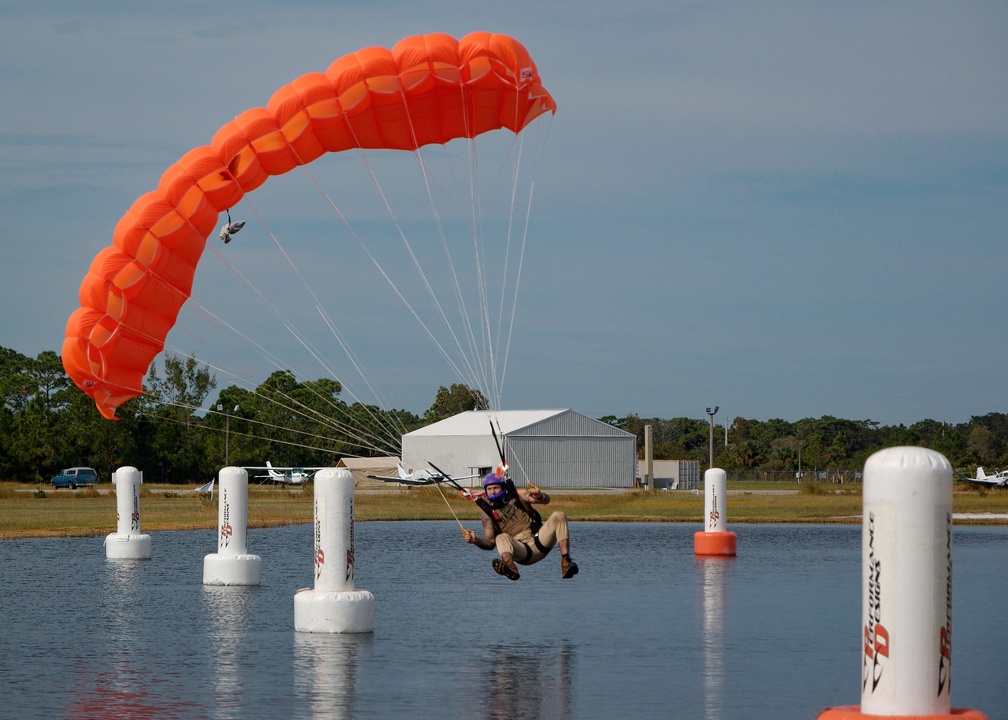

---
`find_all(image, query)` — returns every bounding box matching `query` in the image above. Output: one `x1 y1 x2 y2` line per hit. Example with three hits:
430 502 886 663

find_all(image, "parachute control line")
817 447 988 720
295 468 374 633
203 467 262 586
104 466 152 559
694 468 737 557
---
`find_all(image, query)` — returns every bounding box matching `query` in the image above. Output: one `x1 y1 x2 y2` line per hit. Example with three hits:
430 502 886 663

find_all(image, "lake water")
1 522 1005 719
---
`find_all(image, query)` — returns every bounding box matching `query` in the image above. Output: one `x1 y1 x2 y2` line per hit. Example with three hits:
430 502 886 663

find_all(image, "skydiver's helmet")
482 472 507 502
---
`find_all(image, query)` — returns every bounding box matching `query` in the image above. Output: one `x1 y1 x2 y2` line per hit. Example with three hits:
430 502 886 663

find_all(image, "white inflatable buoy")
694 468 737 557
203 467 261 586
294 468 374 633
104 466 152 559
817 447 988 720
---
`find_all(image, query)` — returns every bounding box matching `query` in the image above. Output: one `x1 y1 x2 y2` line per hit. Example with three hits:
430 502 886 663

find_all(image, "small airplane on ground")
243 461 322 486
962 467 1008 487
368 464 479 487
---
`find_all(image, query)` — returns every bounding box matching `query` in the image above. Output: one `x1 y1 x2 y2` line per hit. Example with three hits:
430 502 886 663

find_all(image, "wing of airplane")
242 462 324 485
367 464 480 487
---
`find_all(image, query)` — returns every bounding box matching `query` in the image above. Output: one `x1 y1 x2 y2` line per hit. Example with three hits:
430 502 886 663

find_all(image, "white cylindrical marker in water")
294 468 374 633
705 468 727 533
817 447 988 719
861 447 952 715
203 467 261 586
104 466 152 559
694 468 736 556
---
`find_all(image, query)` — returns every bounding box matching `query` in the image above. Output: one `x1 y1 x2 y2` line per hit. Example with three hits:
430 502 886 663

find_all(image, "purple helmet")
482 472 506 502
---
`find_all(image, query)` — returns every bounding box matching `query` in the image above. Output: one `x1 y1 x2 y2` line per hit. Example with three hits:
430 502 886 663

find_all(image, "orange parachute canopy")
62 32 555 419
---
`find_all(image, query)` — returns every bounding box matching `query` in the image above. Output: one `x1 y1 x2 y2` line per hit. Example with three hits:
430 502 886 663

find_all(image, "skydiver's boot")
561 554 579 579
492 557 520 581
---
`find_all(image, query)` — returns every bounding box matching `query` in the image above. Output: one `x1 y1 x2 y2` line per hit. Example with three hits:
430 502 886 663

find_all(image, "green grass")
1 482 1006 539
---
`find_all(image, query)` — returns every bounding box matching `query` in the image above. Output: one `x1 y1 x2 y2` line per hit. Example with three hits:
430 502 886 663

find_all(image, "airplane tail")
397 464 409 480
977 467 987 480
267 461 282 480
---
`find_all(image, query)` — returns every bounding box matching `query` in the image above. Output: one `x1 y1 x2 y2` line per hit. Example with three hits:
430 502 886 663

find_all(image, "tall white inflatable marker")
104 466 152 559
816 447 987 720
203 466 262 585
294 468 374 633
694 468 737 557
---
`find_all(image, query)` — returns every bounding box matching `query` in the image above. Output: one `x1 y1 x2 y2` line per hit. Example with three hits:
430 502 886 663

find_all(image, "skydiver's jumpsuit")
483 492 570 566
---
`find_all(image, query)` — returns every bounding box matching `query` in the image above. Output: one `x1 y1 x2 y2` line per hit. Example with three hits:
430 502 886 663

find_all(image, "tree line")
0 347 488 484
601 413 1008 479
3 346 1005 483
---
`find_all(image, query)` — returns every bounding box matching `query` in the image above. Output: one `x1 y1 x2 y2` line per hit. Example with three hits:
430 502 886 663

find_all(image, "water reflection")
69 560 201 719
697 558 730 720
293 631 370 720
465 643 575 720
204 586 258 719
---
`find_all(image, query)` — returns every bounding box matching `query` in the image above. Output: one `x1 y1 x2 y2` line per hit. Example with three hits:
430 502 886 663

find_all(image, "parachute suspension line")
490 129 527 409
204 210 408 448
237 193 409 443
397 85 493 400
159 322 402 456
464 131 497 407
499 113 555 398
409 141 493 404
348 138 487 396
297 163 474 393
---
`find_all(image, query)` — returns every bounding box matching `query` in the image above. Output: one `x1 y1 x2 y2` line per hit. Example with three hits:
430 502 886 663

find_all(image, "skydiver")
461 467 578 581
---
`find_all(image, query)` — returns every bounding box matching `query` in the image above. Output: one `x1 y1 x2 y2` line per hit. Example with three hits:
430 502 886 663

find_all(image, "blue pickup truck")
50 467 99 489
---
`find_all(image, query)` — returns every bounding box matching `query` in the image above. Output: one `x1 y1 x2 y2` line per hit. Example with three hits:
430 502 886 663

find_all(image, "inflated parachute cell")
62 32 556 419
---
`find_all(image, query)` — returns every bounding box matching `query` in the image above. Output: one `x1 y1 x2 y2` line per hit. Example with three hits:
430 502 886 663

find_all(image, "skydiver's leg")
537 511 569 551
494 533 532 564
492 533 525 580
539 512 577 578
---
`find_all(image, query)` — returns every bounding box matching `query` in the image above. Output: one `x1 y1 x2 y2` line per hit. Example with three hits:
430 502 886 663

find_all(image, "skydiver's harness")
475 479 548 565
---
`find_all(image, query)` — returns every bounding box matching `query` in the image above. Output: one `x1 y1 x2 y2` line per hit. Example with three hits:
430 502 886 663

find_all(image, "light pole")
217 404 239 466
706 406 719 469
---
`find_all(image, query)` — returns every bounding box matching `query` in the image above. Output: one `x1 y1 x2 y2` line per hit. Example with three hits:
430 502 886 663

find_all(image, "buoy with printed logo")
104 466 152 559
816 447 987 720
294 468 374 633
694 468 737 556
203 466 261 585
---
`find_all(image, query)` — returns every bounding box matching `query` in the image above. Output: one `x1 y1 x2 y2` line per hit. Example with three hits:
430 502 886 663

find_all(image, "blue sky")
1 2 1005 426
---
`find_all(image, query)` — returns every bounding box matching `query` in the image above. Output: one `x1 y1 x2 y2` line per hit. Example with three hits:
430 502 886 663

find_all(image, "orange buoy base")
694 531 737 557
817 706 988 720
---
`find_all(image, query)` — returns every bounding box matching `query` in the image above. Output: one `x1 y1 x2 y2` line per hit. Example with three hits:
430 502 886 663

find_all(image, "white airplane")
962 467 1008 487
244 461 322 486
367 464 479 487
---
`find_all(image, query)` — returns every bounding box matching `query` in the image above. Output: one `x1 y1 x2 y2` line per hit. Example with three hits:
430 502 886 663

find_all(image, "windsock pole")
294 468 374 633
694 468 737 557
203 467 262 586
817 447 988 720
104 466 152 559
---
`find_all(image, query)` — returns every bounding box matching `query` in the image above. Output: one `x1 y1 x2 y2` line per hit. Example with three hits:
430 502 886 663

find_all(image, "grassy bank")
1 482 1007 539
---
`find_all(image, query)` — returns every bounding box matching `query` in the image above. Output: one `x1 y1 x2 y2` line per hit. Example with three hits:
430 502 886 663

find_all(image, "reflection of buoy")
294 468 374 633
694 468 737 557
104 466 152 559
817 447 988 720
203 467 261 586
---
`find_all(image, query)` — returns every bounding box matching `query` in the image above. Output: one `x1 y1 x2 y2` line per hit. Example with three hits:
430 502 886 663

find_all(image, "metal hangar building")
400 409 637 489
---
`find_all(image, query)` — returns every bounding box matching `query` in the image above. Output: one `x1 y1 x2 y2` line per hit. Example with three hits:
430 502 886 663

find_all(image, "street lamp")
706 406 719 469
217 404 239 466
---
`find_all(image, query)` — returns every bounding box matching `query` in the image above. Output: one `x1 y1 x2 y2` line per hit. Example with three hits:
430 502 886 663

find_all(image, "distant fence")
729 468 863 484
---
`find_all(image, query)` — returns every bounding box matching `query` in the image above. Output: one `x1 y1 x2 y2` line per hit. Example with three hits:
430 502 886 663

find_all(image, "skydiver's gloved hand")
462 529 477 544
528 490 544 502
